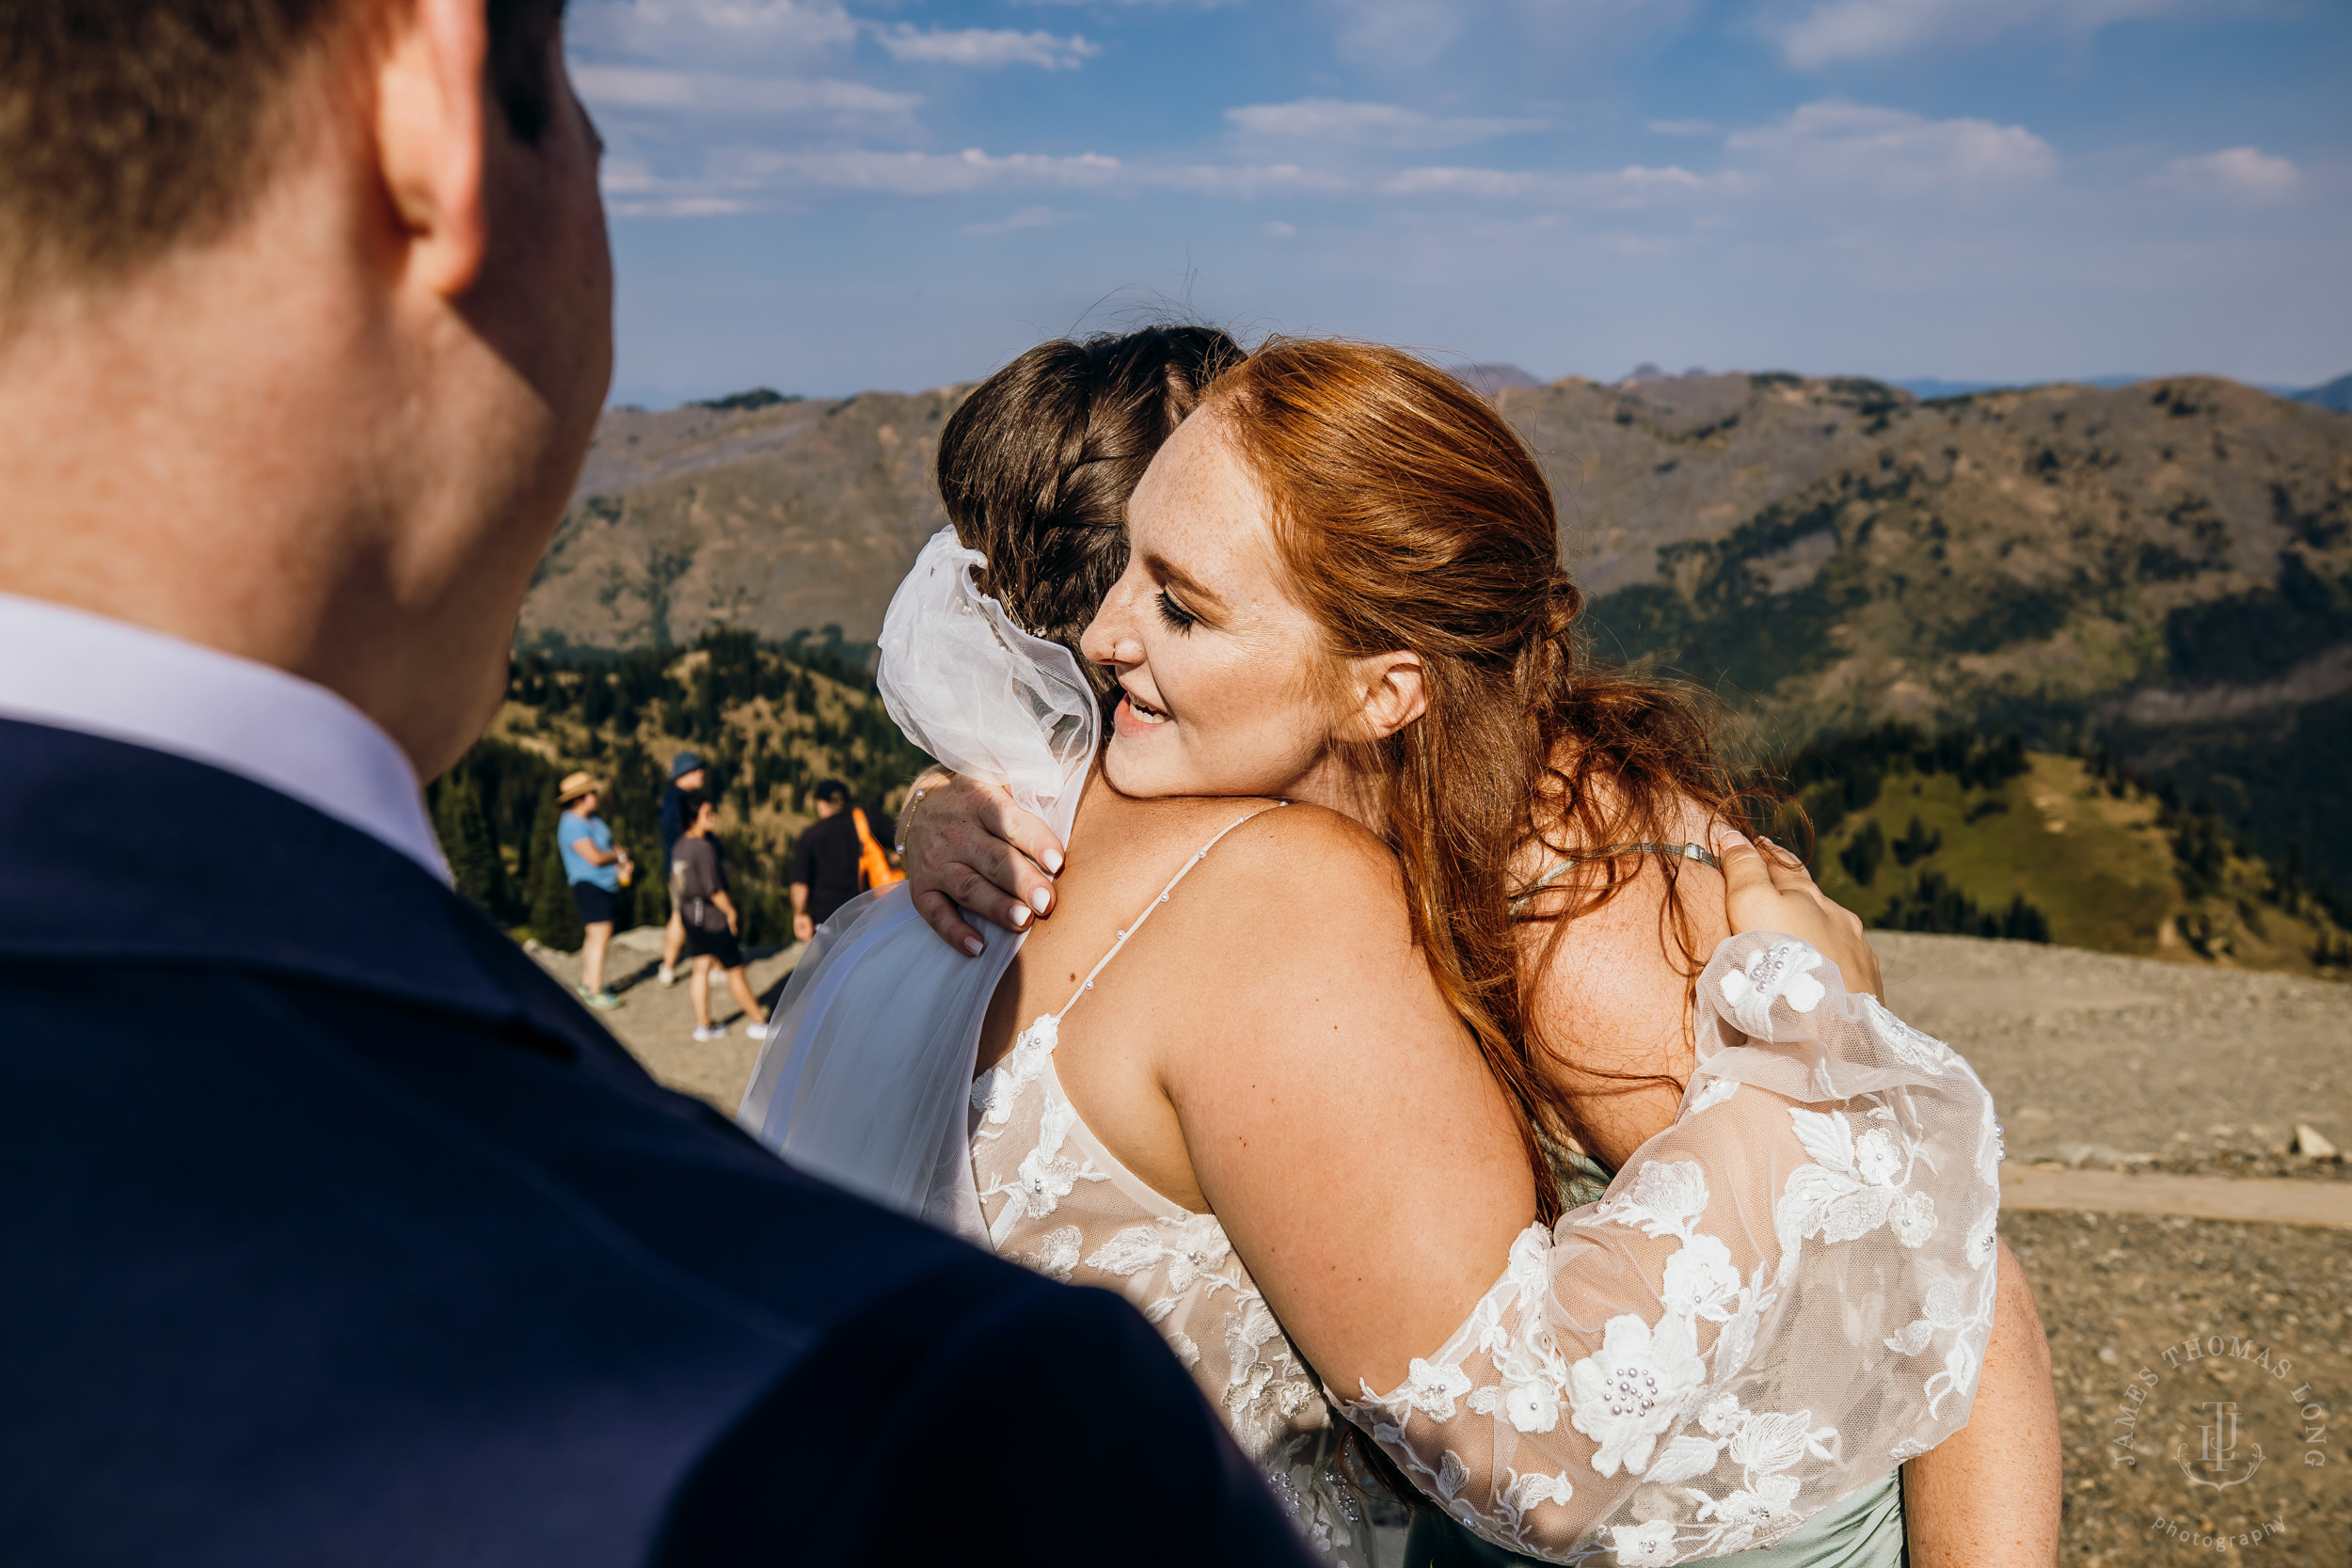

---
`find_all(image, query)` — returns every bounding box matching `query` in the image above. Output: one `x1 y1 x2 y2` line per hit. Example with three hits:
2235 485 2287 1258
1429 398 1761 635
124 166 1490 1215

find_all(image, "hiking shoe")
743 1022 771 1042
659 965 677 987
578 988 623 1011
692 1023 729 1042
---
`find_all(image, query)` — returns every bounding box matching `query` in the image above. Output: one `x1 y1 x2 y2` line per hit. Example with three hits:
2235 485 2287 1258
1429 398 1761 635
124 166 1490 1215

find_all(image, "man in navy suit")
0 3 1311 1563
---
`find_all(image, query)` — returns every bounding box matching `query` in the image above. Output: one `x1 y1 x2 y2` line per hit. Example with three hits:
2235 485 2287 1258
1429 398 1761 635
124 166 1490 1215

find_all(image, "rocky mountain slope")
527 369 2351 884
525 389 959 654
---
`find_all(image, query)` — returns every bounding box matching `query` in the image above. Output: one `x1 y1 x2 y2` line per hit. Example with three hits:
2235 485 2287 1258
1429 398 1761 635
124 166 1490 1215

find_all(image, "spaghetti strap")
1509 840 1721 911
1054 802 1286 1022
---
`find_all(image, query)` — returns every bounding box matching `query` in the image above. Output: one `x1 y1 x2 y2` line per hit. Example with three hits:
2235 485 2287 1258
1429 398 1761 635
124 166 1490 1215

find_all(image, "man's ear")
1338 650 1427 744
374 0 490 298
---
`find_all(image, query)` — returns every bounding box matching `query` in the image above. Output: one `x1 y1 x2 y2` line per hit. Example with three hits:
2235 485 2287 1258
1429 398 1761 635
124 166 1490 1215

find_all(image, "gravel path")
528 926 803 1115
2004 1166 2352 1228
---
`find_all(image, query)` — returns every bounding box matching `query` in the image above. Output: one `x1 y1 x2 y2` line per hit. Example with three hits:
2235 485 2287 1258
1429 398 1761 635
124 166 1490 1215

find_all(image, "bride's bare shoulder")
1210 800 1399 886
1168 802 1420 972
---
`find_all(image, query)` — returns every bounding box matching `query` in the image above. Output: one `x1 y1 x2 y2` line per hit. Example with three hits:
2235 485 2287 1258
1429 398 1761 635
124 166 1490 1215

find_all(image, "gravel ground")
528 926 802 1113
2006 1209 2348 1567
1874 932 2350 1180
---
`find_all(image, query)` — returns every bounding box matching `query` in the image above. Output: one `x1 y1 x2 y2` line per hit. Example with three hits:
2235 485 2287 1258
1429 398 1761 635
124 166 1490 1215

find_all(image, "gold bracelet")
897 769 952 855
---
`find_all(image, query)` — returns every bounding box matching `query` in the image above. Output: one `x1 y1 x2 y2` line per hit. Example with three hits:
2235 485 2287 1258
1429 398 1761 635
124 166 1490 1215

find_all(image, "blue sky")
570 0 2352 406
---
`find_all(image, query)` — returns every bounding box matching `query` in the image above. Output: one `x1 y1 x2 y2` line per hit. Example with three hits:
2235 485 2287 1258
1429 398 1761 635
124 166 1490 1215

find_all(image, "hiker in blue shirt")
556 771 631 1009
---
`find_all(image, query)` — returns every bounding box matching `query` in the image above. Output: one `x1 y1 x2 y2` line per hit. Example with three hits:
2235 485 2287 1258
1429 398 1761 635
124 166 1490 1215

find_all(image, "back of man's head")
1 0 562 304
0 0 612 784
812 780 850 811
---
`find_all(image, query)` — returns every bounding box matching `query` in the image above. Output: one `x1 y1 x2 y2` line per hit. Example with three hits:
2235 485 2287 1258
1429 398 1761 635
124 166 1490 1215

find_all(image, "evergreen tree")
1838 819 1886 886
433 773 506 916
527 796 585 950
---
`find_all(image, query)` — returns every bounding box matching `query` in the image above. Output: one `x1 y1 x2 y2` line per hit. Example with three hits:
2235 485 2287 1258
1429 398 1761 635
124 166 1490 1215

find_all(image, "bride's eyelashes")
1153 589 1200 634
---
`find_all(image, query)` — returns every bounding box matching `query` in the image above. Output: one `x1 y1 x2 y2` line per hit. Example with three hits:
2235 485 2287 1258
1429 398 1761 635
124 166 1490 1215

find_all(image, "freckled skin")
1081 412 1368 807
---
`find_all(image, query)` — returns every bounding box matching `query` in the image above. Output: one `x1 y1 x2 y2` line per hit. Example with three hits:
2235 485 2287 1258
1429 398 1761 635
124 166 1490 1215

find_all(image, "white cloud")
1381 166 1536 198
1769 0 2186 70
574 66 920 120
1264 220 1299 237
770 148 1121 195
960 204 1082 234
2154 146 2302 202
1227 98 1545 151
1380 163 1724 205
569 0 857 69
600 141 1370 212
1647 119 1718 135
875 24 1102 69
1318 0 1694 79
1726 100 2055 198
1330 0 1462 67
1147 162 1357 197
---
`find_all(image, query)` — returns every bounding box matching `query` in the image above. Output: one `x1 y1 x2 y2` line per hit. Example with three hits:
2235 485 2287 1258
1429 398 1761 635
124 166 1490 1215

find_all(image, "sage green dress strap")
1400 1144 1910 1566
1400 1468 1903 1566
1510 842 1722 912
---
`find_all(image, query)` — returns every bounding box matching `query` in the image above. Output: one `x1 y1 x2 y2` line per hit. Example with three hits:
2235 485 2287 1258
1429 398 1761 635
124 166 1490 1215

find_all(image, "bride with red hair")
744 333 2055 1566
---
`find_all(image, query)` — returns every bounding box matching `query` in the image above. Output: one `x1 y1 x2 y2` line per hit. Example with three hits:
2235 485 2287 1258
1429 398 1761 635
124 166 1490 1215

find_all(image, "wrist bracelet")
897 770 952 855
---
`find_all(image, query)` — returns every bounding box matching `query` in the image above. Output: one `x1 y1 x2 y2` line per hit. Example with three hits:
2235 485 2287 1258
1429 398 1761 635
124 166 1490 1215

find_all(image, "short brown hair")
0 0 565 295
934 325 1248 697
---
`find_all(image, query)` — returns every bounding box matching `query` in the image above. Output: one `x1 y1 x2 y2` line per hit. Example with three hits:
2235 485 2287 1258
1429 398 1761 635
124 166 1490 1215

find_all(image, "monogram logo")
2108 1328 2332 1553
2175 1400 2264 1489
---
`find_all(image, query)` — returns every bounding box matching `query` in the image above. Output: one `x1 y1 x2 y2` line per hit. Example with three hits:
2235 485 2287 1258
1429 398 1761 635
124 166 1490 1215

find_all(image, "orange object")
851 807 904 892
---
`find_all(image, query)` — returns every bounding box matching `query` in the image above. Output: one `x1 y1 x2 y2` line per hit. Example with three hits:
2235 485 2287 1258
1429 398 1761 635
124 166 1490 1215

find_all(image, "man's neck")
0 156 570 784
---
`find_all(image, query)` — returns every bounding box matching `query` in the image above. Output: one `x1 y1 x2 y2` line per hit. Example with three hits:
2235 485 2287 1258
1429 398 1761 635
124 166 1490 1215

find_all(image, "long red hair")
1204 339 1752 1220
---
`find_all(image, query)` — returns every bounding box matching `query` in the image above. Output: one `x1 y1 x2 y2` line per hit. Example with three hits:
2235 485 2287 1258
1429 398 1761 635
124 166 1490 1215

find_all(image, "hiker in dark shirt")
786 779 898 941
656 750 707 987
669 792 771 1044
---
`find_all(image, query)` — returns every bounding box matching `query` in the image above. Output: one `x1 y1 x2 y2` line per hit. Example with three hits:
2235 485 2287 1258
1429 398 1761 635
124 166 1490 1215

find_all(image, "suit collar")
0 594 449 883
0 719 614 1065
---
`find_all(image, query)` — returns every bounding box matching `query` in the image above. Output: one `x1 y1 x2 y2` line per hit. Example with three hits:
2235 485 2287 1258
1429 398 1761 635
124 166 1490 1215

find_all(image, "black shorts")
683 923 744 972
570 881 618 927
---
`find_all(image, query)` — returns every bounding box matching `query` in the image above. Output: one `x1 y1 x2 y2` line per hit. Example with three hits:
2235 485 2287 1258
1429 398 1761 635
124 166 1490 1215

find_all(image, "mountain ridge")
529 367 2352 886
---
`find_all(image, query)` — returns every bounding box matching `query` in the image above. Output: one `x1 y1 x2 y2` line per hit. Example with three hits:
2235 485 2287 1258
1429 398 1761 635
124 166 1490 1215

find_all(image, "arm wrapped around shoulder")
1336 932 2003 1565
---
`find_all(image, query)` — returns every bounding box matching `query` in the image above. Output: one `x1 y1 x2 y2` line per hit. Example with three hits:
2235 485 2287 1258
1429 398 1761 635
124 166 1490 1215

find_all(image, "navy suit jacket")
0 720 1312 1566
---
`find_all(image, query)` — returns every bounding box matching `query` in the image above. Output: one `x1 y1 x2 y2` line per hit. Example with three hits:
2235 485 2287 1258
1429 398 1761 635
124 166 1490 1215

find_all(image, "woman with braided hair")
742 333 2057 1567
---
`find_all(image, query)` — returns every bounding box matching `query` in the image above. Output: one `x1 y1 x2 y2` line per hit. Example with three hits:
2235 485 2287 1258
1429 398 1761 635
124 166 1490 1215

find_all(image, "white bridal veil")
737 529 1098 1240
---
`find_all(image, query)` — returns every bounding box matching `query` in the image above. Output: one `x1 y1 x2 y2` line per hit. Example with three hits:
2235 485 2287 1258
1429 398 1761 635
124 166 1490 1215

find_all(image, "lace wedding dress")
743 530 2003 1568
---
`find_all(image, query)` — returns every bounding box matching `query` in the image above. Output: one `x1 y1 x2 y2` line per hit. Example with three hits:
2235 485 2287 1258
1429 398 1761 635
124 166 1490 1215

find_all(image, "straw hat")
557 771 603 804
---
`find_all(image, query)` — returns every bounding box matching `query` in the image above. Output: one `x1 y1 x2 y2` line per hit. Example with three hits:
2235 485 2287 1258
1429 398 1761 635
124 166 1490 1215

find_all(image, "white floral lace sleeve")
1338 931 2002 1565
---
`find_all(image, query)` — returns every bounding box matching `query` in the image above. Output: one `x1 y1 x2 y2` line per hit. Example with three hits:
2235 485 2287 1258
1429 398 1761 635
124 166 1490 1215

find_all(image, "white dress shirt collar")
0 592 452 883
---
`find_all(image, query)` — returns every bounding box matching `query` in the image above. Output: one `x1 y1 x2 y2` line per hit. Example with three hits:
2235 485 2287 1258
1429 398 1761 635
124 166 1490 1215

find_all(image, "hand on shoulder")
1713 828 1883 1000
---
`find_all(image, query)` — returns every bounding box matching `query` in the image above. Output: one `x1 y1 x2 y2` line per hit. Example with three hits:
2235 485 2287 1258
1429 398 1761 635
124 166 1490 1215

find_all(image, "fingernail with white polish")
1010 905 1031 928
962 937 984 957
1030 888 1052 913
1044 849 1064 874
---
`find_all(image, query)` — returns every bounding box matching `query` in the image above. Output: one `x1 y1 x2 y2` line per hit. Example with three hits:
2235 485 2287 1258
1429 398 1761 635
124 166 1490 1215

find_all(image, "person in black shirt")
669 792 770 1043
656 750 707 986
786 779 896 941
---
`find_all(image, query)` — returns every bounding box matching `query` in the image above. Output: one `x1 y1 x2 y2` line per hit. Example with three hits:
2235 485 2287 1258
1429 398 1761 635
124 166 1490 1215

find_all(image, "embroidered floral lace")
975 911 2001 1567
